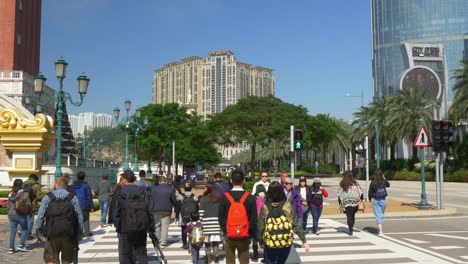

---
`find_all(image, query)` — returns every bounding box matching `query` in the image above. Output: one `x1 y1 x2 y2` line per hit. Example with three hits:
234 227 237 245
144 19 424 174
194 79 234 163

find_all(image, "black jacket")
368 180 390 200
110 184 155 233
218 190 257 240
149 184 177 213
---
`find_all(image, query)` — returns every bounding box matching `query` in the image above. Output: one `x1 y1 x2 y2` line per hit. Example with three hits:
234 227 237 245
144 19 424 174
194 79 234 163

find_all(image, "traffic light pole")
290 125 295 181
440 152 445 209
365 135 369 201
435 153 440 209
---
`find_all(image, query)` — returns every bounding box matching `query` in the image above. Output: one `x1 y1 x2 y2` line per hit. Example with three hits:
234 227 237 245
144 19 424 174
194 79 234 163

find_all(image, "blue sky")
40 0 371 122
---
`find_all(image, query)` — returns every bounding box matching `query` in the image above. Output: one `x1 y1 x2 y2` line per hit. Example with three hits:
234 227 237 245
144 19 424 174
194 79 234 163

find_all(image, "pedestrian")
108 176 125 226
252 171 270 197
180 181 199 250
368 169 390 236
251 172 270 262
184 212 204 264
72 171 94 237
257 181 310 264
337 171 363 236
149 175 177 247
7 179 29 254
295 176 312 232
137 170 151 190
96 175 113 228
199 182 222 264
110 169 155 264
213 172 230 195
62 173 76 196
218 170 257 264
283 177 303 221
36 177 83 264
309 178 328 235
22 173 42 240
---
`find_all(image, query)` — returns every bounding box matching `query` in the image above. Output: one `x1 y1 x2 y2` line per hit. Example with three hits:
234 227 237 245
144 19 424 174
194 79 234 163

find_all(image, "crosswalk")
78 219 453 264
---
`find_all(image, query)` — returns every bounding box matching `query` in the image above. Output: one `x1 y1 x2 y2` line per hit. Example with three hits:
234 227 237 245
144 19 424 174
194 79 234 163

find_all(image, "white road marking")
402 238 430 244
427 234 468 241
386 231 468 235
430 246 465 250
404 194 420 197
462 256 468 260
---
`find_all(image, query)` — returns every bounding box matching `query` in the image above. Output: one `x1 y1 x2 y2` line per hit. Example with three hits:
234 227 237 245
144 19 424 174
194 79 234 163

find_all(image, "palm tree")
451 60 468 125
387 88 440 160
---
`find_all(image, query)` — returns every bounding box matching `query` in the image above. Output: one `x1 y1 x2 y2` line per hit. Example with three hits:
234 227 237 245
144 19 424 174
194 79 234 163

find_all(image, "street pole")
147 160 152 174
375 120 380 169
435 152 440 209
172 141 175 174
133 127 139 172
124 109 129 170
290 125 295 181
418 119 430 210
55 78 64 178
365 135 369 201
440 152 445 209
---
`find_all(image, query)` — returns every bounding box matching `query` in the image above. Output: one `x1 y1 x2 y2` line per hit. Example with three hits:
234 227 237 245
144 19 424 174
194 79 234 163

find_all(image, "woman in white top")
251 171 270 197
337 171 363 236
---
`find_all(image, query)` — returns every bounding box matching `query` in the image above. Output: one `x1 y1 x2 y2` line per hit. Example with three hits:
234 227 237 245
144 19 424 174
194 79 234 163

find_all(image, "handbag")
358 201 365 212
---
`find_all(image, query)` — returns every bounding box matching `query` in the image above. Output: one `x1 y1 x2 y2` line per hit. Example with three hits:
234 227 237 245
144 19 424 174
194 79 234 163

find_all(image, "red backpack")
225 192 250 239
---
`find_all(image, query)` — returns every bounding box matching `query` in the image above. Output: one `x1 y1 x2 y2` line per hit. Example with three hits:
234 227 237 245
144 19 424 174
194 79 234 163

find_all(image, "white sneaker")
378 232 384 237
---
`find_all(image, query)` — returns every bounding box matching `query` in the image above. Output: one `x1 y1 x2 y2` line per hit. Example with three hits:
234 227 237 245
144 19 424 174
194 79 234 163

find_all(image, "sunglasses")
284 182 292 185
261 175 268 178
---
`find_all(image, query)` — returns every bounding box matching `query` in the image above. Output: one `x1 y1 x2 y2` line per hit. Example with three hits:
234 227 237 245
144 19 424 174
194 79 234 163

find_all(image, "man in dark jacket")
72 171 94 237
218 170 257 264
213 172 230 195
150 176 177 247
111 169 155 263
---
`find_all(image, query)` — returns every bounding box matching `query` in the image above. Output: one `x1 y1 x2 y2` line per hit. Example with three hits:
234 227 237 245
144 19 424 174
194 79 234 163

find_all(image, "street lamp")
113 100 132 170
98 138 103 161
345 91 364 107
132 110 148 172
34 58 90 178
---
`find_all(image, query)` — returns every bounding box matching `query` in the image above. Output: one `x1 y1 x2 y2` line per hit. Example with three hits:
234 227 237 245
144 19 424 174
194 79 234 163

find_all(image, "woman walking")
337 172 363 236
368 169 390 236
199 182 222 264
8 179 29 254
258 181 309 264
295 177 312 232
309 178 328 235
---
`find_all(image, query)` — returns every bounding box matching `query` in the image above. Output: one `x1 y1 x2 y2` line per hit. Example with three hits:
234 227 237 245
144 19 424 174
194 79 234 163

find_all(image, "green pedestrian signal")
294 129 304 151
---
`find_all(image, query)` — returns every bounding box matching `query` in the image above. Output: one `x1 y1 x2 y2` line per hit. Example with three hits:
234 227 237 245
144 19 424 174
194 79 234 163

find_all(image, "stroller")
149 232 168 264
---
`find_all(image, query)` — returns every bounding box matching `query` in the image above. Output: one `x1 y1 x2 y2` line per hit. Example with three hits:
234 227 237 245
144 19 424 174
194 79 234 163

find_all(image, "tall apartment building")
69 112 113 137
0 0 55 116
153 50 275 119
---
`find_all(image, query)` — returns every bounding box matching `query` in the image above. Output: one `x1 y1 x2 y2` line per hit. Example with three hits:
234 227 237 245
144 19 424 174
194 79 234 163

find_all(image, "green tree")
87 127 125 162
451 60 468 125
209 96 309 175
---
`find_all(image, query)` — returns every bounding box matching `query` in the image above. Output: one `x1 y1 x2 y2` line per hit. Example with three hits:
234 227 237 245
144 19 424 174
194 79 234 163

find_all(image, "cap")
313 178 321 184
299 176 306 181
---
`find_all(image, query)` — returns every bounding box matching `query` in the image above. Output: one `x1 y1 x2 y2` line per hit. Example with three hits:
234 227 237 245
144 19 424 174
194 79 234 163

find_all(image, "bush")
0 191 10 198
0 207 7 215
93 202 100 211
445 169 468 182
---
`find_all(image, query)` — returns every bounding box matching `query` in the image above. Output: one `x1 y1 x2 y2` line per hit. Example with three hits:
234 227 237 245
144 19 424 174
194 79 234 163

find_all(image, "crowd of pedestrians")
6 167 392 264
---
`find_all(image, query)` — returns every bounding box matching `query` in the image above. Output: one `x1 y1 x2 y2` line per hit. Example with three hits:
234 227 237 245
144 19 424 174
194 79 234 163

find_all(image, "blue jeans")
9 214 28 249
302 206 311 230
264 247 291 264
310 205 323 231
190 245 200 264
373 199 387 225
26 212 34 237
99 200 110 224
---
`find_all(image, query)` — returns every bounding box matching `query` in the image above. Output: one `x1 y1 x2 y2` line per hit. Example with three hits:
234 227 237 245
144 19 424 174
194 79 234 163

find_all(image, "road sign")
314 161 319 168
414 125 432 147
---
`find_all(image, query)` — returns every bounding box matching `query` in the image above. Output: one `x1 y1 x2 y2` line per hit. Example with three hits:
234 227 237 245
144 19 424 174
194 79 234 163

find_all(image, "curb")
324 207 458 219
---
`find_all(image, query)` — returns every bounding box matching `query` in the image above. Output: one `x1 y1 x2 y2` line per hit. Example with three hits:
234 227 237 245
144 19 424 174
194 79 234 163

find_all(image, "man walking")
219 170 257 264
150 176 177 247
111 169 154 263
73 171 94 237
22 174 42 240
213 172 230 195
137 170 151 190
36 177 83 264
96 175 113 227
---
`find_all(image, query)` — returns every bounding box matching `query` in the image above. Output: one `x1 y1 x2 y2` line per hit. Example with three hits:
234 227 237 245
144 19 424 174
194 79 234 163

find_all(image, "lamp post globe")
34 58 89 178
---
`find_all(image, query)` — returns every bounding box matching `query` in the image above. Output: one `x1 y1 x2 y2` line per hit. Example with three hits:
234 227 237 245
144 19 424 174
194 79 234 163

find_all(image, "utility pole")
365 135 369 201
290 125 295 181
172 141 175 174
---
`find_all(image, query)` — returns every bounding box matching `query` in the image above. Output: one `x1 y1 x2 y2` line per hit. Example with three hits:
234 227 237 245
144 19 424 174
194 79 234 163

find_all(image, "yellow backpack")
263 202 294 249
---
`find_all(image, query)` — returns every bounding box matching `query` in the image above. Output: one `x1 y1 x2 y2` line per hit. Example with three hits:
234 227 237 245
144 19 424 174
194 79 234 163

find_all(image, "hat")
299 176 306 181
313 178 321 184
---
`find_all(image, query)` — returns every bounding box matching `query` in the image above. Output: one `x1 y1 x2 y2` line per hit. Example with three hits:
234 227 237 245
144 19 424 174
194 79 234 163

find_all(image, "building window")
18 0 23 11
16 34 21 46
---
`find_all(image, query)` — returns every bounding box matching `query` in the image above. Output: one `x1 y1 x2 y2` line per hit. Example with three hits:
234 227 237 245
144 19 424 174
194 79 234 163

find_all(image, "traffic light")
294 129 304 151
432 121 442 153
441 120 454 148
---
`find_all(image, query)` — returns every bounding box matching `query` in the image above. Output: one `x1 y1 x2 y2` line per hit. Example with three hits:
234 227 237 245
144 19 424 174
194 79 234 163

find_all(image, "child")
184 212 204 264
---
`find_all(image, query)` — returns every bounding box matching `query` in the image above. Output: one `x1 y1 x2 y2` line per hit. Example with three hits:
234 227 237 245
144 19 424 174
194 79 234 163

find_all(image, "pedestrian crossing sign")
413 125 432 148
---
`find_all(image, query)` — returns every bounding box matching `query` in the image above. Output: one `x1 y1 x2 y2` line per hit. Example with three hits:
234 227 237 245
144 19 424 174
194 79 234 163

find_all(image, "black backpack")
45 192 78 238
120 192 150 233
181 193 198 221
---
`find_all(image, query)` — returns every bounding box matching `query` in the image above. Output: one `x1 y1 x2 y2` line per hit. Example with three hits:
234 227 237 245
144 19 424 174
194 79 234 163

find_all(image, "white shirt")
299 187 307 200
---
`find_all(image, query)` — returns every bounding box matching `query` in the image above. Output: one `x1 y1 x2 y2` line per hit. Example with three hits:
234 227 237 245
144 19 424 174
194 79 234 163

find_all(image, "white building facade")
69 112 113 137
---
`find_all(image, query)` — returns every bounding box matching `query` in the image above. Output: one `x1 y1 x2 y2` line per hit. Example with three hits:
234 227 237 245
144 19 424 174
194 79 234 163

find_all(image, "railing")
0 71 25 80
42 155 108 168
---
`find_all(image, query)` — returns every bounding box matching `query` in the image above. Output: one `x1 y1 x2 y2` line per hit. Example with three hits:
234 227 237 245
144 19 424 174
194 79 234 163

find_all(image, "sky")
40 0 372 122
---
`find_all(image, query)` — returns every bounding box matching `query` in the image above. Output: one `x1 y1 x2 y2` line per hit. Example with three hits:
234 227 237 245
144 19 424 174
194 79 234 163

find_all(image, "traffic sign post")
414 120 430 210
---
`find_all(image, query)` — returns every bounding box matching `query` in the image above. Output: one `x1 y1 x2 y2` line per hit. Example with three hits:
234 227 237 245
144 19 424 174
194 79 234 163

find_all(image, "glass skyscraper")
371 0 468 99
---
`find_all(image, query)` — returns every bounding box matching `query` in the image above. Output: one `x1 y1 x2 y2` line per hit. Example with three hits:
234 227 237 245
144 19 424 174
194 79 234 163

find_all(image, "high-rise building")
153 50 275 119
0 0 55 116
371 0 468 99
69 112 113 137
